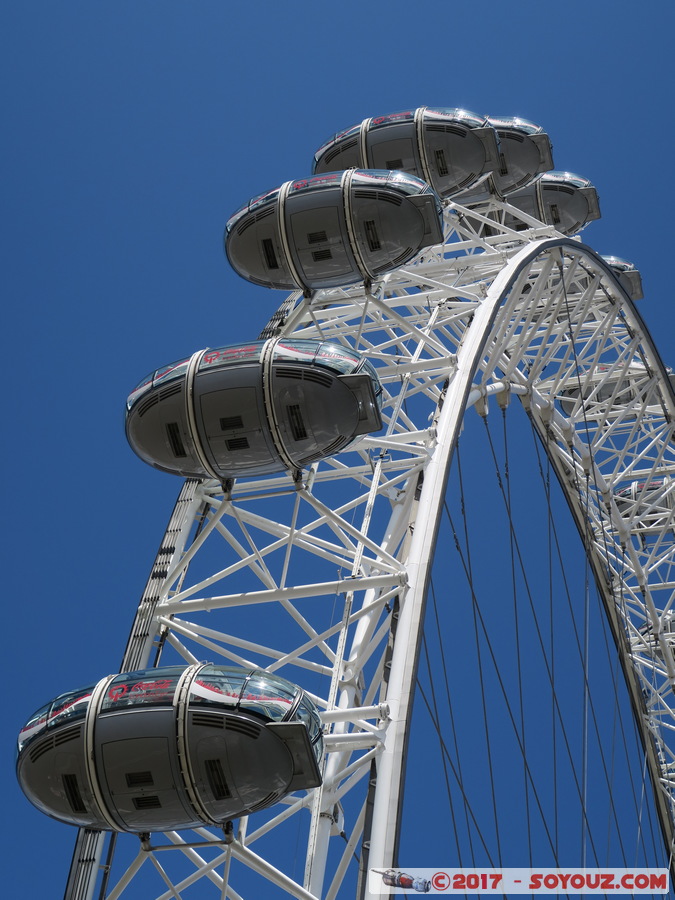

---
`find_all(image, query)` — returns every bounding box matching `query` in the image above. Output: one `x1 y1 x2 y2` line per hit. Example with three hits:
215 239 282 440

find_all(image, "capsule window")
153 358 190 388
434 149 449 177
126 377 154 411
240 673 298 722
314 343 361 375
287 405 308 441
62 774 87 814
357 358 383 409
190 667 247 707
205 759 232 800
165 423 187 459
364 220 381 252
101 670 183 711
48 687 95 731
274 340 322 365
199 344 264 371
296 699 323 744
18 702 51 751
261 239 279 270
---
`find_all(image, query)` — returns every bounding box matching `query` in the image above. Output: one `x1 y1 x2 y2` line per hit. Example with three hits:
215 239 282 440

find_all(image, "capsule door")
284 182 361 289
365 115 420 174
193 361 281 477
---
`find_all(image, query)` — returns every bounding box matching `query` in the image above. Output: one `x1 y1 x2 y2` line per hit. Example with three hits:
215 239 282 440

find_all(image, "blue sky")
3 2 675 896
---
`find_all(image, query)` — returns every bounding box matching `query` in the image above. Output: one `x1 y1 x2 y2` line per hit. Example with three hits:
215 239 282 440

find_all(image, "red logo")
432 871 451 890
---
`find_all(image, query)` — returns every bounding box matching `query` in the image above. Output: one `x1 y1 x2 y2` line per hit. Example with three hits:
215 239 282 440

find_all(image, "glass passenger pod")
560 362 675 421
614 477 675 532
17 665 324 832
602 255 644 301
483 115 554 196
638 609 675 654
125 338 383 480
557 362 666 419
224 169 443 291
504 171 601 236
312 107 500 199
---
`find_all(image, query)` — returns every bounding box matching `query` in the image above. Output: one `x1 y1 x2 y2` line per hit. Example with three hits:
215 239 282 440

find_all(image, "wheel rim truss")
67 198 675 899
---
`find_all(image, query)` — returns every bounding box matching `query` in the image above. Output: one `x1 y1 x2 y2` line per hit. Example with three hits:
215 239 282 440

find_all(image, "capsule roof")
313 107 501 199
312 108 554 202
225 169 444 291
126 338 383 480
485 115 546 136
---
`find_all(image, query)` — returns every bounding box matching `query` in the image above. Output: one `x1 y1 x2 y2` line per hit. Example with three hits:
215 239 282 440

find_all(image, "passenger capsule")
639 611 675 654
483 116 554 196
614 477 675 530
558 363 668 418
504 172 601 235
17 664 323 831
125 338 383 480
224 169 443 291
312 108 500 198
602 256 644 301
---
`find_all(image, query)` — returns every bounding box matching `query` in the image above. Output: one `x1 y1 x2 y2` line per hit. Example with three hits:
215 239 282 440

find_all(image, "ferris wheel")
17 108 675 899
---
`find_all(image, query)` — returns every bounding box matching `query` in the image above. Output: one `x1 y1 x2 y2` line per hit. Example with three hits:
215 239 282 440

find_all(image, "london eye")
17 106 675 899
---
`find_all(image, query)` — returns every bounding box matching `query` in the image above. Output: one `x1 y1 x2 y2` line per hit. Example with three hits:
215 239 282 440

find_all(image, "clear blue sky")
3 2 674 896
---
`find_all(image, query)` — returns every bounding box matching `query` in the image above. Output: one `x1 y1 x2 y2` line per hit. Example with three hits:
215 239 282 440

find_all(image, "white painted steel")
64 193 675 898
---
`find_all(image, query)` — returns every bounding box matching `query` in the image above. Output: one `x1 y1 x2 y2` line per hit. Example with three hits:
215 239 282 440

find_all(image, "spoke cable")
455 446 503 864
420 626 464 865
429 577 477 864
480 414 601 865
501 405 533 866
444 448 560 862
414 677 497 866
529 418 647 867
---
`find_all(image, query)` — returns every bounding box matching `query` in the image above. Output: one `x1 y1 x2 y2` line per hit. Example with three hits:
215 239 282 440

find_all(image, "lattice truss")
95 196 675 899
